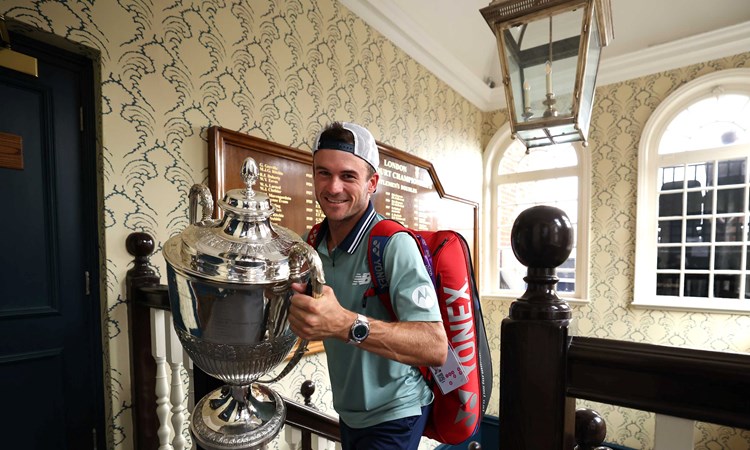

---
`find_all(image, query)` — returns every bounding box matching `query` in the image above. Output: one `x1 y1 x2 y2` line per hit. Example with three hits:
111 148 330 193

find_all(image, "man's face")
313 149 378 226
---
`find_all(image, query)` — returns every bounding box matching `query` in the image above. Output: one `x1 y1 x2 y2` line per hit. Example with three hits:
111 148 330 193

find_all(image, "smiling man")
289 122 448 450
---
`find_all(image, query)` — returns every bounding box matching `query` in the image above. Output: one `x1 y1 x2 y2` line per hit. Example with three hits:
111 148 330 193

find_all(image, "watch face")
352 323 369 341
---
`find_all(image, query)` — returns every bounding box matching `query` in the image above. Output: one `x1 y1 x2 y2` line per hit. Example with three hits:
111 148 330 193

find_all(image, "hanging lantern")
481 0 613 148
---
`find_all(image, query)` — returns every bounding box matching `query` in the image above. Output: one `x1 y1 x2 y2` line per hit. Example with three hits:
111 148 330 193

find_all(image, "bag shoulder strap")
366 219 429 321
307 222 324 248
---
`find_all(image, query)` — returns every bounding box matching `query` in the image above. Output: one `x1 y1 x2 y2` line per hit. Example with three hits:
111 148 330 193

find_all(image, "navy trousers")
339 404 431 450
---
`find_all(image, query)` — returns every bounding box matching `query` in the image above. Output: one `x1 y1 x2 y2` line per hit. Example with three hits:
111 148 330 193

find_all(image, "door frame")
6 17 106 449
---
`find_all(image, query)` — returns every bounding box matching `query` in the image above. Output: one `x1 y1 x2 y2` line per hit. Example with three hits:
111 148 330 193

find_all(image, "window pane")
717 159 746 185
685 219 711 243
656 274 680 296
716 217 744 242
687 162 714 188
658 220 682 243
714 246 742 270
684 274 709 298
497 175 578 292
658 191 683 217
497 202 520 290
714 275 740 299
498 247 525 291
657 247 681 269
498 142 577 175
703 189 715 214
557 266 575 293
716 188 744 213
686 190 705 216
659 166 685 190
499 177 578 207
685 246 710 270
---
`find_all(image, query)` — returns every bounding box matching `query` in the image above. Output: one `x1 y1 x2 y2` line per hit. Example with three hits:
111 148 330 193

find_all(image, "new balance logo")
353 272 371 285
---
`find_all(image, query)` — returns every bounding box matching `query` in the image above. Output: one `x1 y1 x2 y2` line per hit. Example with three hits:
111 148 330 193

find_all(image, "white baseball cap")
313 122 379 172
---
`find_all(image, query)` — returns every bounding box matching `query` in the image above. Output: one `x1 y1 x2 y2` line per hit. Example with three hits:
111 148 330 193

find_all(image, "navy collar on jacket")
315 200 378 254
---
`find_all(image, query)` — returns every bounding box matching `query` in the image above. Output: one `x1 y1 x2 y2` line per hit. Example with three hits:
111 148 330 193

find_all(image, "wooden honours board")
207 126 479 354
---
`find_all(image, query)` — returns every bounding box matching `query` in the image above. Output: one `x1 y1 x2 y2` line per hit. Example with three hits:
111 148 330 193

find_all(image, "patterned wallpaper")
3 0 749 449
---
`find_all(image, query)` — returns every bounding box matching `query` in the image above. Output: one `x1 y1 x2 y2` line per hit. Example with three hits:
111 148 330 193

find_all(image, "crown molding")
339 0 749 112
598 21 750 87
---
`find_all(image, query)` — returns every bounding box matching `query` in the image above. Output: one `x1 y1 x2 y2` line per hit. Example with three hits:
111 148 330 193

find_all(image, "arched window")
634 69 750 312
482 124 590 300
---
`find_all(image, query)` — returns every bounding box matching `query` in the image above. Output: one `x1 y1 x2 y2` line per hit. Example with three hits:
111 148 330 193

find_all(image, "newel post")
500 205 576 449
125 232 161 450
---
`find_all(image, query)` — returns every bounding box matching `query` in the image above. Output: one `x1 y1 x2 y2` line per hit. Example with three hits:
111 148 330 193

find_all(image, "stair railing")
500 205 750 450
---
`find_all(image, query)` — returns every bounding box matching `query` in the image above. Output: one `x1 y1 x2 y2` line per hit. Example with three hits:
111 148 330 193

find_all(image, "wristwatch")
348 314 370 345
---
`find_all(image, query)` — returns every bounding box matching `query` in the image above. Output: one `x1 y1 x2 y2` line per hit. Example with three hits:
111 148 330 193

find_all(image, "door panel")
1 76 56 315
2 349 67 448
0 32 104 450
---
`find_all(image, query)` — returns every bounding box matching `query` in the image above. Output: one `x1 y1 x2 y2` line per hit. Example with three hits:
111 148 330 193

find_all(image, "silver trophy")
163 157 324 450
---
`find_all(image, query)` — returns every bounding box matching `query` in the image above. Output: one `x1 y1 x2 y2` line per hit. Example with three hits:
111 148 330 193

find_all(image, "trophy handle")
259 242 325 384
188 184 214 224
288 241 325 298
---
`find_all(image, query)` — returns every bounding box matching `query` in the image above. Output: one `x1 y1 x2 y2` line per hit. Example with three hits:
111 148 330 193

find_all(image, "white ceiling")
339 0 750 111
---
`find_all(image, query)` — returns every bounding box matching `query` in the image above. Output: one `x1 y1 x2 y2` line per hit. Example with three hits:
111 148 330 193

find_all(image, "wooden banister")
285 399 341 443
567 336 750 429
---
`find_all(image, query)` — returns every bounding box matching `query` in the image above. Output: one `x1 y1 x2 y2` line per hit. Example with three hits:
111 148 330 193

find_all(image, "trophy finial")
241 157 258 197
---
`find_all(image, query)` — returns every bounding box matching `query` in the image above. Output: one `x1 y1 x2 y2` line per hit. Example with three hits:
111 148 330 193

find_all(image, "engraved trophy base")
191 383 285 450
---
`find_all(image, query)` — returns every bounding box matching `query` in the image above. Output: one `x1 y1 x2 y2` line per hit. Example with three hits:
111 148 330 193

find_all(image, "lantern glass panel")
578 5 603 140
518 123 583 148
516 127 549 141
504 7 584 126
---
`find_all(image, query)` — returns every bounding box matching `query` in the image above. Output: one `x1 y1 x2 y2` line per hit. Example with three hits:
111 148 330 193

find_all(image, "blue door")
0 30 105 449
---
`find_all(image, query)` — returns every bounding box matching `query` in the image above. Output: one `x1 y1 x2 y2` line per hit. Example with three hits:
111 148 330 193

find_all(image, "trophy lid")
163 157 307 284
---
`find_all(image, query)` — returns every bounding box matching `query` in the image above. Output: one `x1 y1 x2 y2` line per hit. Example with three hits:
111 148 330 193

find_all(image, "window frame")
482 123 591 302
634 68 750 313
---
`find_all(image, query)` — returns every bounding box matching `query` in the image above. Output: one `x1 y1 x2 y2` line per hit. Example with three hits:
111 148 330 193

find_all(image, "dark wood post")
125 232 161 450
499 205 576 450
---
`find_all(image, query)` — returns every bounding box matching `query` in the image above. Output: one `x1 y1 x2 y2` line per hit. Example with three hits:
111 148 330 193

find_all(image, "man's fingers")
290 281 308 294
